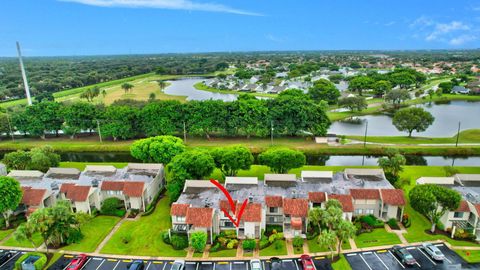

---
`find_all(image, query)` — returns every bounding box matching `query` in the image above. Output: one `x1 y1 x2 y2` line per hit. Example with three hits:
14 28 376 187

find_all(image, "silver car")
250 259 263 270
422 243 445 261
171 260 185 270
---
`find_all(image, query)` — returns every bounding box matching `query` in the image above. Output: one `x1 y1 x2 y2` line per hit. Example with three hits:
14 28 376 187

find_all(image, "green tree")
338 96 367 112
148 92 156 101
13 222 37 249
348 76 374 95
409 184 461 233
190 231 207 252
318 230 337 260
167 149 215 180
157 80 167 91
335 220 356 256
378 148 406 180
258 148 306 174
0 176 22 228
2 150 31 170
121 83 134 94
23 101 63 139
308 79 340 104
438 82 454 94
385 89 410 107
80 87 100 102
140 101 183 136
211 145 254 177
227 95 269 138
389 72 415 89
101 105 138 140
29 146 61 172
130 136 186 164
373 80 392 96
62 102 97 138
392 107 435 137
185 100 227 139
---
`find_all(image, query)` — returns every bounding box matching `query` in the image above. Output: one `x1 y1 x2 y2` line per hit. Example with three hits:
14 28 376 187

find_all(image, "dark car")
392 245 417 266
127 260 145 270
269 257 282 270
0 251 14 266
66 254 88 270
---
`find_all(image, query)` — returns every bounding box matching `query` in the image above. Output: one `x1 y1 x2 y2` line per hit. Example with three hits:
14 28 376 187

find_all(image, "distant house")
452 86 470 94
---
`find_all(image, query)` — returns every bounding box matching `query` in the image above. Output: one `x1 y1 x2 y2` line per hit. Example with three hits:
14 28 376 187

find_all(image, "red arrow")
210 179 248 227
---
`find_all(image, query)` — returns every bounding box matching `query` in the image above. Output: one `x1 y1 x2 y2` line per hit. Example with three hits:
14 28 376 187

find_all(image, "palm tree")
149 92 156 101
102 89 107 98
318 230 337 260
157 80 167 91
121 83 134 94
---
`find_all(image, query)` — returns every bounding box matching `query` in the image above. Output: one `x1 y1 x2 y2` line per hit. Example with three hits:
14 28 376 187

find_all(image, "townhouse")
170 168 406 242
8 163 164 216
416 174 480 240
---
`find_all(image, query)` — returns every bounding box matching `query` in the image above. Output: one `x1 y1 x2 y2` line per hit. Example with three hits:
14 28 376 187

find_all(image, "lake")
328 100 480 137
163 78 239 101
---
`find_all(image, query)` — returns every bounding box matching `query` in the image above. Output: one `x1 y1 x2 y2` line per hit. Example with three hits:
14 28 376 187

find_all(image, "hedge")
14 252 47 270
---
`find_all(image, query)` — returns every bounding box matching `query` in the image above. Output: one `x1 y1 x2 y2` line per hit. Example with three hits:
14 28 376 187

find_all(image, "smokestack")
16 42 32 105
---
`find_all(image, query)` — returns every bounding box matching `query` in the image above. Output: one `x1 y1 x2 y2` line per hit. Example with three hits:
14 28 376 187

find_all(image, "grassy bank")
1 135 480 156
193 82 277 98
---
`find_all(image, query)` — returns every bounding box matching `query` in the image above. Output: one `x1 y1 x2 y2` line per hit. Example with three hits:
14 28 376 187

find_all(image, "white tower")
16 41 32 105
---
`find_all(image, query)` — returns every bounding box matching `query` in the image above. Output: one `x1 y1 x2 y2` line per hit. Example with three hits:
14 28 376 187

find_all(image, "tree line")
0 89 331 140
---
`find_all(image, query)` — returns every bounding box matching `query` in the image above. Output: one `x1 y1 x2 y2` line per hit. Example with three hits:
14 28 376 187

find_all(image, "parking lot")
344 244 478 270
45 255 333 270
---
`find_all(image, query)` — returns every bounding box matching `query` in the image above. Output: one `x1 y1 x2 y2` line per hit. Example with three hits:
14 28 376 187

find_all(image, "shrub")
222 229 237 239
14 252 47 270
268 233 277 243
292 236 303 248
66 228 83 244
454 229 476 241
121 234 132 244
265 225 283 235
217 237 228 247
210 242 221 252
171 234 188 250
402 214 411 228
387 218 400 230
226 239 238 249
306 231 318 240
360 215 384 228
162 231 171 245
101 197 125 216
242 239 256 251
190 231 207 252
259 238 270 249
436 221 445 231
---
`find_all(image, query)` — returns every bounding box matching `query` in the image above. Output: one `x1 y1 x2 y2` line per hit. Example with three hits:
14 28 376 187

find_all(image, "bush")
242 239 256 251
162 231 171 245
436 221 445 231
360 215 384 228
101 197 126 216
265 225 283 235
221 229 237 239
226 239 238 249
171 234 188 250
402 214 411 228
14 252 47 270
292 236 303 248
66 228 83 244
217 237 228 247
121 234 132 244
210 242 221 252
190 231 207 252
454 229 476 241
387 218 400 230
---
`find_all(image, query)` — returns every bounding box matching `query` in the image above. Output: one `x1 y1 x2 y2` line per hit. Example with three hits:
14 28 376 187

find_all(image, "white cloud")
449 34 477 45
59 0 262 16
426 21 470 41
384 21 395 26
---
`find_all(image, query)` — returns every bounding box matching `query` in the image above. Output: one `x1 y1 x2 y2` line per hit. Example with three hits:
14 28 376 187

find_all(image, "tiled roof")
101 181 124 191
283 198 309 217
329 194 354 212
308 192 326 203
186 207 213 227
350 189 380 200
457 201 470 212
265 196 283 207
21 187 47 206
220 200 237 212
475 204 480 216
123 182 145 197
171 203 189 216
62 184 91 202
60 183 75 193
238 203 262 222
380 189 406 206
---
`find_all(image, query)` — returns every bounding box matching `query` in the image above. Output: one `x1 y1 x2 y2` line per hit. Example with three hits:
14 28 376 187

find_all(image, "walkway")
94 217 127 254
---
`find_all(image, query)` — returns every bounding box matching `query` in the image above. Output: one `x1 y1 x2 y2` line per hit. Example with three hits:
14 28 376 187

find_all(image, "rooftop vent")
92 179 99 187
50 182 59 190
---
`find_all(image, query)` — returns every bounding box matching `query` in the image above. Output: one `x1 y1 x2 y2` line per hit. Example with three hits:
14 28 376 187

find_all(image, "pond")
328 100 480 137
163 78 239 101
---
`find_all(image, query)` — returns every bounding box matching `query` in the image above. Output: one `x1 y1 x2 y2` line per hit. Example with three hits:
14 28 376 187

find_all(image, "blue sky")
1 0 480 56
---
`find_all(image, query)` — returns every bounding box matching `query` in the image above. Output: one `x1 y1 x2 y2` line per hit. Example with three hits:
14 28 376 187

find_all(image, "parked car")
270 257 282 270
171 260 185 270
300 254 315 270
66 254 88 270
422 243 445 261
250 259 262 270
126 260 145 270
392 246 417 266
0 251 14 266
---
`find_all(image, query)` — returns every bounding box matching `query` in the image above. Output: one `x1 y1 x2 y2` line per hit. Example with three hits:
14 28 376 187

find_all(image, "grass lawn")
100 196 187 257
454 249 480 263
307 239 328 253
45 253 63 269
354 228 401 248
259 240 287 256
192 252 203 258
2 232 43 248
0 229 13 242
293 245 304 254
209 248 237 257
194 82 276 98
332 255 352 270
59 162 128 171
62 216 121 252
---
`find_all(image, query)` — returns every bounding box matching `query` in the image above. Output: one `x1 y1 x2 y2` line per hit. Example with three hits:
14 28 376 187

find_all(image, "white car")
422 243 445 261
171 260 185 270
250 259 263 270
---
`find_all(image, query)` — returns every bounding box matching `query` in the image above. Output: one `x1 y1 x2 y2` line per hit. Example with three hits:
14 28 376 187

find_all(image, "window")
175 216 185 222
269 207 278 213
355 209 363 215
454 212 464 218
365 209 374 215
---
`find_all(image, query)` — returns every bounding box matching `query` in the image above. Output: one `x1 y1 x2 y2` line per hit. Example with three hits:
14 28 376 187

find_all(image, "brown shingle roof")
171 203 189 216
308 192 326 203
123 182 145 197
283 198 309 217
329 194 354 212
380 189 406 206
265 196 283 207
220 200 237 212
238 203 262 222
101 181 124 191
63 185 91 202
475 204 480 216
186 207 213 227
350 189 380 200
60 183 75 193
457 200 470 212
21 187 47 206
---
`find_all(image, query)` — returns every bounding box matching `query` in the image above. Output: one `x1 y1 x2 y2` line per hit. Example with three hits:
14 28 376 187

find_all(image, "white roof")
315 137 328 144
264 174 297 182
127 163 163 171
46 167 80 175
7 170 44 178
455 174 480 182
345 168 384 176
416 177 455 185
301 171 333 179
84 165 117 173
224 177 258 186
183 180 217 188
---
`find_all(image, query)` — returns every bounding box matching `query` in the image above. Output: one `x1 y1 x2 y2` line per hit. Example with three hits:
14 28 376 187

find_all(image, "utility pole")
455 121 461 147
363 120 368 148
96 120 103 143
16 42 32 105
183 121 187 143
270 120 274 146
